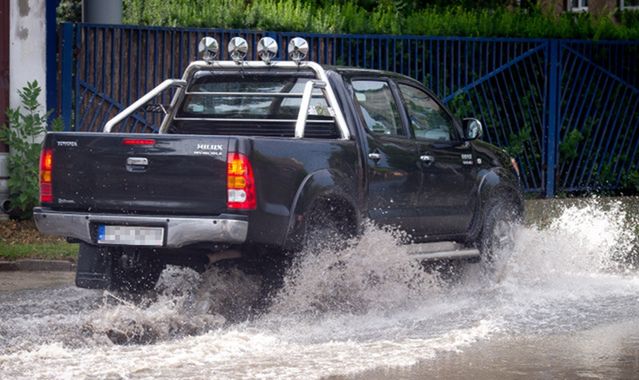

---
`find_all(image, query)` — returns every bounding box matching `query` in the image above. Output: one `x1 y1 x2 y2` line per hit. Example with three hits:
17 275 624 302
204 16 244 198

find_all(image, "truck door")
351 79 422 233
396 83 478 237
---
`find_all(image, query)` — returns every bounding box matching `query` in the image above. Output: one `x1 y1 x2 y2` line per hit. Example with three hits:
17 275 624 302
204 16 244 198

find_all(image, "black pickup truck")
35 36 523 292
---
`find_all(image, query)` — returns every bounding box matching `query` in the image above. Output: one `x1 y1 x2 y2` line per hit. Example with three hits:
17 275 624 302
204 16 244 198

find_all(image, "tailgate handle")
127 157 148 166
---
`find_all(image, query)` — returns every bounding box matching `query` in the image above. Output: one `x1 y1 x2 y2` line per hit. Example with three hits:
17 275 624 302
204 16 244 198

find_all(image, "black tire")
479 198 522 271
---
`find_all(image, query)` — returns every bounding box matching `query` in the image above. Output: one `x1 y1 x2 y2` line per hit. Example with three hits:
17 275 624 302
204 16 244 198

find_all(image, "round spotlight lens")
198 37 219 63
288 37 309 64
228 37 248 64
257 37 278 65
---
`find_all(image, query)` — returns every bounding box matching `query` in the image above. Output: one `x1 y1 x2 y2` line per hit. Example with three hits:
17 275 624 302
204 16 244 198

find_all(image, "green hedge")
122 0 639 40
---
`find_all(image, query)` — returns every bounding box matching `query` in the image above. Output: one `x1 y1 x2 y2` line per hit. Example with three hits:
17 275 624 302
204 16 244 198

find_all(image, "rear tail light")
40 148 53 203
227 152 256 210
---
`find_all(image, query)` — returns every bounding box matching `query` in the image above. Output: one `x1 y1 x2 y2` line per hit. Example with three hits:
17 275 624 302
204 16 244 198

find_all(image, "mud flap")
76 243 113 289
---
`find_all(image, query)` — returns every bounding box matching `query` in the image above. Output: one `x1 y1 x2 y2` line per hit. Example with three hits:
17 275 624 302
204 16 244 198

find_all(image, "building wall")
0 1 10 220
10 0 47 112
0 3 8 151
540 0 564 15
1 0 48 219
589 0 618 15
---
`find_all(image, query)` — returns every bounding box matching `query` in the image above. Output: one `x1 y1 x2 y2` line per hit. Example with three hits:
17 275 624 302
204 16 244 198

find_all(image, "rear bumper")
33 207 248 248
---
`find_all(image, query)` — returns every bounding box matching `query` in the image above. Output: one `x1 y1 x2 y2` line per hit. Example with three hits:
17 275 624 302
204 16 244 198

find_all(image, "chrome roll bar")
103 79 186 133
102 61 351 140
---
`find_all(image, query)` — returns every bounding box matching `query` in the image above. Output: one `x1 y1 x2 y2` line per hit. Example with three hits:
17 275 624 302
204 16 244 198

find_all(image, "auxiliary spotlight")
288 37 309 65
228 37 248 64
257 37 278 65
198 37 219 63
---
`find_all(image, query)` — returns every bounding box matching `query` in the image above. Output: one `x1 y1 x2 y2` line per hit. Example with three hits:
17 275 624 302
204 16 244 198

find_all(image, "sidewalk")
0 259 75 272
0 271 74 292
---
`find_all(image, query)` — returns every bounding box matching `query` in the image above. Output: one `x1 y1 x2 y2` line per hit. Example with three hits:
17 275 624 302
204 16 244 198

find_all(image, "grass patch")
0 219 78 261
0 242 78 261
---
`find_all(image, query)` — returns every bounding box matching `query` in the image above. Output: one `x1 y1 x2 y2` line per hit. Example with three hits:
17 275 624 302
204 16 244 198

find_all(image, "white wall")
1 0 47 219
9 0 46 112
0 153 8 220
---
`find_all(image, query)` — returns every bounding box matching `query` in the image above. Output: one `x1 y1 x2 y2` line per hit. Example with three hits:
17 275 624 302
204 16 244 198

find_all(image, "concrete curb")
0 259 75 272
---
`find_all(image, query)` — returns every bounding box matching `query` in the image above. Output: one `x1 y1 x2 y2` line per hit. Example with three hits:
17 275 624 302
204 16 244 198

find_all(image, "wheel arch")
467 168 524 241
283 169 360 251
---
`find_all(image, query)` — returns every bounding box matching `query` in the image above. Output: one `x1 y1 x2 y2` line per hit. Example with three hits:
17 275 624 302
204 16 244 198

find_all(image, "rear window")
178 74 331 120
172 72 339 138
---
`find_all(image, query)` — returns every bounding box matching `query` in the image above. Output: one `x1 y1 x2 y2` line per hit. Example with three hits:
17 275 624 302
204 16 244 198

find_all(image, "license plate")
97 225 164 246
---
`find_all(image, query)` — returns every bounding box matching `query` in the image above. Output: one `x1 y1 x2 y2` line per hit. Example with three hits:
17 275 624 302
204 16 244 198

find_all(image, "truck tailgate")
46 133 230 215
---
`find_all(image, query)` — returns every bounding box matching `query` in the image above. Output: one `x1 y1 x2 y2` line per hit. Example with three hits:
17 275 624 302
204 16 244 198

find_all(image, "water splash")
1 199 638 379
488 200 637 288
270 223 443 316
84 265 263 344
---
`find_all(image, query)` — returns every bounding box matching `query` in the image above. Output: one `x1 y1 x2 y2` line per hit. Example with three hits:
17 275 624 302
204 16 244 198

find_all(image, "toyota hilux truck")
34 36 523 292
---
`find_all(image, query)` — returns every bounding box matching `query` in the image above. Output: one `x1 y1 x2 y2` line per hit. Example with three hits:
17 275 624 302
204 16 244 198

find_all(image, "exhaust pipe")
207 249 242 265
0 199 10 221
1 199 10 213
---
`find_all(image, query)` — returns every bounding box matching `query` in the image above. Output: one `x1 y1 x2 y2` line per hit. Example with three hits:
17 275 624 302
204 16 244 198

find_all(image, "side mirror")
463 118 483 141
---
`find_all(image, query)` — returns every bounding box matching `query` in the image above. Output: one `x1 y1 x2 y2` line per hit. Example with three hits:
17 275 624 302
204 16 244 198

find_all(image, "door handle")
420 155 435 164
368 152 381 160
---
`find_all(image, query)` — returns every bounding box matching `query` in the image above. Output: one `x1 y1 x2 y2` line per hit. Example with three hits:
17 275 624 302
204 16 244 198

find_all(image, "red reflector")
123 138 156 146
40 183 53 203
39 149 53 204
227 152 256 210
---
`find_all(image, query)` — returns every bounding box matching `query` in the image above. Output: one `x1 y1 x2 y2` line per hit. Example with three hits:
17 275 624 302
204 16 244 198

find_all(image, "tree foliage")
120 0 639 39
0 82 62 219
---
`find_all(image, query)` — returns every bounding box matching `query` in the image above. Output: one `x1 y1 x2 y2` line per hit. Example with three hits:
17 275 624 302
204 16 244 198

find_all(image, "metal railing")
57 23 639 197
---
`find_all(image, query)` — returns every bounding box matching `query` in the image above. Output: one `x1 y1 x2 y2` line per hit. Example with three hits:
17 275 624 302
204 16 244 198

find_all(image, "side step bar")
407 241 480 262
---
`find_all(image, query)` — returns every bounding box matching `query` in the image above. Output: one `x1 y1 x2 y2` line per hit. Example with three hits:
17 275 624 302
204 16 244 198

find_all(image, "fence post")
545 40 560 198
61 23 74 131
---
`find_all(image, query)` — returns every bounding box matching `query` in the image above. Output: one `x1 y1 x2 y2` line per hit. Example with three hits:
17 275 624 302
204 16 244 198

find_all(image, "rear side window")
351 80 404 137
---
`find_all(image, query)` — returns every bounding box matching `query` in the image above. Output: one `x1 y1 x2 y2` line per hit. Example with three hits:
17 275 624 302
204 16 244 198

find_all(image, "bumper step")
407 241 480 261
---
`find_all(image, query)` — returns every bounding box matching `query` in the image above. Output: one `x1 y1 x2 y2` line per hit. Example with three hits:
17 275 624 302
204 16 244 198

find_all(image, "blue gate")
57 23 639 197
555 41 639 195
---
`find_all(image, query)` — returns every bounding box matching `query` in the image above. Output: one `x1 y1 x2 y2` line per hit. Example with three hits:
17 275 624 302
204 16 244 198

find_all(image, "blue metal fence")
58 23 639 197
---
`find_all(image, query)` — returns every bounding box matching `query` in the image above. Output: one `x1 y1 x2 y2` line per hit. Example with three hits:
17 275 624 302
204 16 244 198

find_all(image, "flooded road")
1 200 638 379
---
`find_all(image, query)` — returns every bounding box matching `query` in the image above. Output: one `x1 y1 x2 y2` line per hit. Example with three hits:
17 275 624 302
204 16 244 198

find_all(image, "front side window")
351 80 404 136
398 84 455 142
